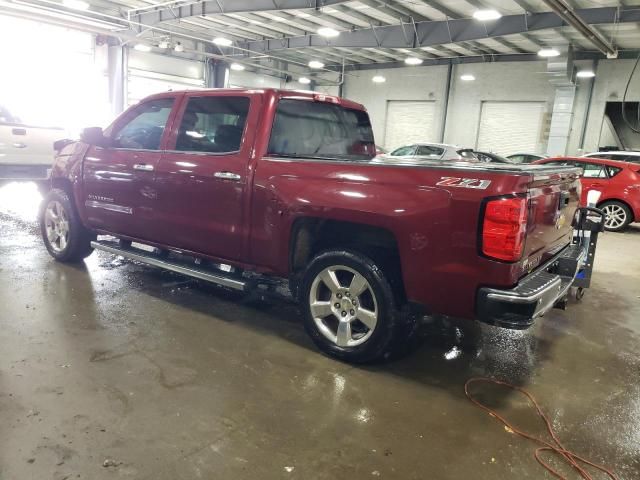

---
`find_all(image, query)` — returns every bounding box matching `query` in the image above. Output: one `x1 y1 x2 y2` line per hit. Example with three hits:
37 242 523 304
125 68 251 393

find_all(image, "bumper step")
91 240 247 291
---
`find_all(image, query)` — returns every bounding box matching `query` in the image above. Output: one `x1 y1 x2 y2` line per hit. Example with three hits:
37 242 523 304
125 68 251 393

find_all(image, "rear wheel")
600 201 632 232
300 250 404 363
40 189 95 262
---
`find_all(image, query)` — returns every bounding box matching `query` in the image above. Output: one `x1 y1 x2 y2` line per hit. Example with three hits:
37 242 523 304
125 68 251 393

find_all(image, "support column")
206 59 228 88
107 45 126 115
547 85 577 156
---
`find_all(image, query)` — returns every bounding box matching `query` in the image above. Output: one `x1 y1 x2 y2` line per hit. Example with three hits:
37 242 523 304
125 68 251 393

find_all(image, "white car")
0 104 65 182
582 151 640 163
505 153 549 164
380 143 478 161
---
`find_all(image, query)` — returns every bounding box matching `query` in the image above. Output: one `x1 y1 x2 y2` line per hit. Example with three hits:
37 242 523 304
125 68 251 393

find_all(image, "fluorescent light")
158 40 170 49
460 74 475 81
213 37 233 47
472 9 502 21
372 75 386 83
577 70 595 78
230 63 245 71
405 57 423 65
63 0 89 10
174 42 184 52
299 77 311 84
308 60 325 69
317 27 340 38
134 44 152 52
538 48 560 57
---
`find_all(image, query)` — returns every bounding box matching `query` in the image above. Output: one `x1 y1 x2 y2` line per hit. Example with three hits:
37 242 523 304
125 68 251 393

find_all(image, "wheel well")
51 177 73 195
289 218 405 303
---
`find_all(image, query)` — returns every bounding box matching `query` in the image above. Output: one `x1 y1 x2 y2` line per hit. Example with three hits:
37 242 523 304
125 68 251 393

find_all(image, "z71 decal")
436 177 492 190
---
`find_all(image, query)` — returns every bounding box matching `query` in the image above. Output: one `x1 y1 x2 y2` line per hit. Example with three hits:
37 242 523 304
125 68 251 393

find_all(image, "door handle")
12 142 27 148
12 128 26 136
214 171 241 181
133 164 154 172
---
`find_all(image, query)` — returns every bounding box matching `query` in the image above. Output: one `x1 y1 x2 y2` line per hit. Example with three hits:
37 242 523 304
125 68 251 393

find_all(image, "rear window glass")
607 165 622 177
390 146 416 156
267 99 375 160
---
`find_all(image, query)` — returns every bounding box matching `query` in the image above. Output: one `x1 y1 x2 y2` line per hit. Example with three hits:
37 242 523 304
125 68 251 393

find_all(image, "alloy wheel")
602 204 627 230
309 265 378 347
44 200 70 253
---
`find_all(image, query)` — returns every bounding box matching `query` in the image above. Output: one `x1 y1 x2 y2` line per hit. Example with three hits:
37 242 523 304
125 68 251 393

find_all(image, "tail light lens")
482 196 528 262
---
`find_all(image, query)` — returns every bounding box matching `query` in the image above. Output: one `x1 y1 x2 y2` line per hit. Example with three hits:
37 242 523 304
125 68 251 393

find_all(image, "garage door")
476 101 546 155
384 101 436 150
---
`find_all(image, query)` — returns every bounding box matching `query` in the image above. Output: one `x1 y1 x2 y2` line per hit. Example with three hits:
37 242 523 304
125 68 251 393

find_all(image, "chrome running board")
91 240 247 291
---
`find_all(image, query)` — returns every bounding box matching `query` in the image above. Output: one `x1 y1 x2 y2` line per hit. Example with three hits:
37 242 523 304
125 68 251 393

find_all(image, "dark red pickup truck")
41 88 592 362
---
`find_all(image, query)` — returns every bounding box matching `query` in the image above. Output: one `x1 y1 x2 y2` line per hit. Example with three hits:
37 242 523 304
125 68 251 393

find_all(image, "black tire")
600 200 633 232
299 249 405 363
40 188 95 262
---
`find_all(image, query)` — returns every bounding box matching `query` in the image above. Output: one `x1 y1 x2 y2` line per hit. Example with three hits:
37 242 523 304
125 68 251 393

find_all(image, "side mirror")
80 127 111 148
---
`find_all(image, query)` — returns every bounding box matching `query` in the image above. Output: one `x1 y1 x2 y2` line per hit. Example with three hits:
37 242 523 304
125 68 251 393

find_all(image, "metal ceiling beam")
131 0 349 25
237 7 638 53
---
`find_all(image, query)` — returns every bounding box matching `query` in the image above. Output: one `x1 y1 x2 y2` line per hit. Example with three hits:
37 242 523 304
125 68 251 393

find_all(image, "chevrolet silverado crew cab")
0 104 65 183
40 88 593 363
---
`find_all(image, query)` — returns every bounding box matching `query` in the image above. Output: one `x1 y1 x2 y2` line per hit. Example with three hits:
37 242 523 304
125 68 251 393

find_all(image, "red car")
535 157 640 232
41 88 590 362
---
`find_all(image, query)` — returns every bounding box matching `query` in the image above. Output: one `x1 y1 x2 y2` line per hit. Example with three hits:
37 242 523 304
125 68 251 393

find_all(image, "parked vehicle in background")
474 151 514 163
582 151 640 163
381 143 478 161
507 153 548 164
0 104 65 183
535 156 640 232
41 88 590 362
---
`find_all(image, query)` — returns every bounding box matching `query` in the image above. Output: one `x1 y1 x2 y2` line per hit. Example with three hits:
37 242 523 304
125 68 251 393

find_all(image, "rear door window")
580 163 608 178
175 96 250 153
416 145 444 158
268 99 375 160
113 98 174 150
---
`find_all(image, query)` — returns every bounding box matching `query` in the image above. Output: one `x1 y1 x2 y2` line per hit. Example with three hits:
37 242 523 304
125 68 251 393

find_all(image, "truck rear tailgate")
521 167 581 274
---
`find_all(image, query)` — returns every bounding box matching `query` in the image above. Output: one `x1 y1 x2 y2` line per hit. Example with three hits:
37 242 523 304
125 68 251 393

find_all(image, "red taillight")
482 197 528 262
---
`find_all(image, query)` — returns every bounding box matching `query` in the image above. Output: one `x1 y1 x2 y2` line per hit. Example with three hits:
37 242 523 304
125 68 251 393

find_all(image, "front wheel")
600 200 632 232
40 189 95 262
300 250 404 363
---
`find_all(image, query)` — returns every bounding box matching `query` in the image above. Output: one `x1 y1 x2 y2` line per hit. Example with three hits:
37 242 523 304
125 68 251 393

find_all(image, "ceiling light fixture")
174 42 184 52
308 60 325 69
317 27 340 38
538 48 560 57
230 63 245 71
472 9 502 21
134 44 152 52
213 37 233 47
576 70 596 78
63 0 89 10
405 57 423 65
460 74 476 81
372 75 386 83
299 77 311 84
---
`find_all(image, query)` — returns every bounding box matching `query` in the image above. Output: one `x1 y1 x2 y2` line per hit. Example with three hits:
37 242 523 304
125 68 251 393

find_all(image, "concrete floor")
1 182 639 480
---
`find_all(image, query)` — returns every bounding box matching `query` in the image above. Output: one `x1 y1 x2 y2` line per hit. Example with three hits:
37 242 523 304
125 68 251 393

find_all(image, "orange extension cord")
464 378 619 480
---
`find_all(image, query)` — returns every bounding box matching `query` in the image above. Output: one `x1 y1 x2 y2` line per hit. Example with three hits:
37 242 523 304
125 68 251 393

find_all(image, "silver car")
381 143 478 161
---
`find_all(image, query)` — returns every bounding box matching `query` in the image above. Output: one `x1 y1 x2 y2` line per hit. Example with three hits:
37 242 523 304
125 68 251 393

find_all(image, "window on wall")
0 15 109 132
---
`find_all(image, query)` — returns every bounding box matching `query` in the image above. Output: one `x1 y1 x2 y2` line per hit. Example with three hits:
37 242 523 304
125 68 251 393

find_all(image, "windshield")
268 99 376 160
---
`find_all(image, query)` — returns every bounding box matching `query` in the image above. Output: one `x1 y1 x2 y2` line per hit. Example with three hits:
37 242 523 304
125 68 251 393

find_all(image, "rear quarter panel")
250 158 535 319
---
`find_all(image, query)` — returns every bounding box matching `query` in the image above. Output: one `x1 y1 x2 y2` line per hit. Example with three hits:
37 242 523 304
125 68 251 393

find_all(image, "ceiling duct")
546 46 575 86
